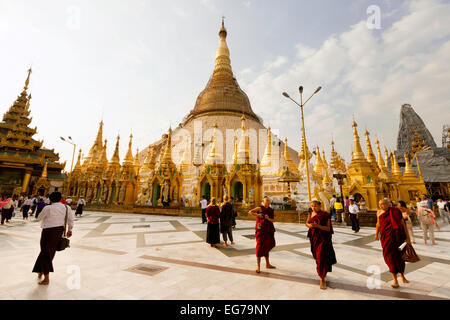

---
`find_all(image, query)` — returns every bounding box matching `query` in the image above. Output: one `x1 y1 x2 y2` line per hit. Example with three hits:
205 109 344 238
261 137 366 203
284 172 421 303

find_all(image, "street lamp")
60 136 76 173
60 136 76 197
282 86 322 202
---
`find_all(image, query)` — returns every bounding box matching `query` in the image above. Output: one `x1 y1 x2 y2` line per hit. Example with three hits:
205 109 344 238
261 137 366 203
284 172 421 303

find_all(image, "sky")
0 0 449 171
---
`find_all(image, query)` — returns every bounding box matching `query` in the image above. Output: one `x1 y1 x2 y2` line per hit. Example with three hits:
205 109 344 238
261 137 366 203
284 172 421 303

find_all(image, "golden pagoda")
0 68 66 196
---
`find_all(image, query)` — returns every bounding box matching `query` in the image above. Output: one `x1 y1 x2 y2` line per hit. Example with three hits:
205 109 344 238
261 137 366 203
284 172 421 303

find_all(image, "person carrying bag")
32 192 74 285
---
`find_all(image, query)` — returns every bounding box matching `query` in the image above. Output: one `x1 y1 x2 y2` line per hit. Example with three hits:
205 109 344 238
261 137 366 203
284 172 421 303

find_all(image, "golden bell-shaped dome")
184 20 260 124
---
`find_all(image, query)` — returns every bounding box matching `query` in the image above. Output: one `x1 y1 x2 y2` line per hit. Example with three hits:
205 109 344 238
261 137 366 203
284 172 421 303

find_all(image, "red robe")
255 206 276 257
307 210 337 279
379 207 406 274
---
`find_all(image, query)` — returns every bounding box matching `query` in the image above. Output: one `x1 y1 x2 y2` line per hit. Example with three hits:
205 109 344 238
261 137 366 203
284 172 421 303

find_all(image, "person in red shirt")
248 196 276 273
205 197 221 247
306 200 337 290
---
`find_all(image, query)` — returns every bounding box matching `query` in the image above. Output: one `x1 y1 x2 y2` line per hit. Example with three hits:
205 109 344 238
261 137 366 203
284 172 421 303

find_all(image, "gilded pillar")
22 171 32 193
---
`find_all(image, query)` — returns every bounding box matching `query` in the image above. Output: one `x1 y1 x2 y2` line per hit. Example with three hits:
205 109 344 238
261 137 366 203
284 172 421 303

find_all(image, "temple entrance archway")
201 182 211 201
152 183 161 206
232 181 243 202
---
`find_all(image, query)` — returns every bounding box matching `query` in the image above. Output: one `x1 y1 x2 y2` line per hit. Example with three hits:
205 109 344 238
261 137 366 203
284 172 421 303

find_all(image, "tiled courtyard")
0 210 449 300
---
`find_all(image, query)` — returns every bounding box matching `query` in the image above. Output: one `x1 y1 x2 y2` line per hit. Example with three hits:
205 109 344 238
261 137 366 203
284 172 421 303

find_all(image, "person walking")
348 199 360 233
205 197 221 247
398 200 415 244
1 198 13 225
417 201 436 245
75 197 86 217
220 195 235 247
437 198 449 224
248 196 276 273
35 197 47 219
329 195 337 222
200 195 208 224
306 200 337 290
32 192 74 285
374 198 411 288
30 195 38 216
22 196 32 220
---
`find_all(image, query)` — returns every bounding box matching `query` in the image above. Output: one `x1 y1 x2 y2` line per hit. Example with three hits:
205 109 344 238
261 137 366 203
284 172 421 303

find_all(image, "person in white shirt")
75 197 86 217
66 197 73 205
22 196 32 220
200 195 208 224
33 192 74 285
437 198 449 223
348 199 360 233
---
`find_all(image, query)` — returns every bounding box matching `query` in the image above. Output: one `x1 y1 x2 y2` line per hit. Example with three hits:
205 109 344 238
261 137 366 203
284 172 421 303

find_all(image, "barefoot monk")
248 196 276 273
306 200 337 290
375 198 411 288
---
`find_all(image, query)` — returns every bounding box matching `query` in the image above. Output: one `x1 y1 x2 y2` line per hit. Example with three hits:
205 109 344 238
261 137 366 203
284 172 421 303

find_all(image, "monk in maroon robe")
248 196 276 273
306 200 337 290
375 198 411 288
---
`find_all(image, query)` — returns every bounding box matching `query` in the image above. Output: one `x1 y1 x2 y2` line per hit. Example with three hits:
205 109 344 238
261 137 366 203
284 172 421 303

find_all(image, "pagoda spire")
391 153 401 179
322 150 328 169
284 137 297 172
403 153 418 179
261 126 272 168
313 145 324 176
206 123 220 165
415 154 424 180
232 135 238 165
375 138 387 171
41 160 48 178
365 129 379 172
352 120 365 160
110 135 120 164
329 139 339 170
384 147 390 171
123 134 134 164
161 128 174 165
213 18 233 81
94 120 104 147
237 115 250 164
23 67 32 93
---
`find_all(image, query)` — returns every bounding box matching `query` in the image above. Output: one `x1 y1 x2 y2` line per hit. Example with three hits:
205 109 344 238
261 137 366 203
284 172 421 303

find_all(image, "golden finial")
24 67 32 91
41 160 48 178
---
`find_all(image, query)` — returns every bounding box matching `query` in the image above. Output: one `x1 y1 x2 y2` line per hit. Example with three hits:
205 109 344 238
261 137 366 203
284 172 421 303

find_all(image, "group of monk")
241 197 414 290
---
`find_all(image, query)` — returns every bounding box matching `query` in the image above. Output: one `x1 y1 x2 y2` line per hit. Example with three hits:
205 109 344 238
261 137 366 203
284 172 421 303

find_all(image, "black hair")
49 192 62 203
399 200 407 208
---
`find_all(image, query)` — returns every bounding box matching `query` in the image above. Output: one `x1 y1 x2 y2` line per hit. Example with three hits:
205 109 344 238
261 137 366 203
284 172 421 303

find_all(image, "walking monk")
248 196 276 273
306 200 337 290
374 198 411 288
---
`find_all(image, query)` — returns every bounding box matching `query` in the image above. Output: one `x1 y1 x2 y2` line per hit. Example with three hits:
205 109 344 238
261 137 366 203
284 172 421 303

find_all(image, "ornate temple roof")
183 20 260 125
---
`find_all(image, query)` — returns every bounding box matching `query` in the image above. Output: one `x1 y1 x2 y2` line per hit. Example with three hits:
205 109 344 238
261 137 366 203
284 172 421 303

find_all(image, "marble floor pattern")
0 210 449 300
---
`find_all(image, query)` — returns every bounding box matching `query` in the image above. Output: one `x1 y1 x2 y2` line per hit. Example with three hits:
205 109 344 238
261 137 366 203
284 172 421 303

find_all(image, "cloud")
238 0 450 163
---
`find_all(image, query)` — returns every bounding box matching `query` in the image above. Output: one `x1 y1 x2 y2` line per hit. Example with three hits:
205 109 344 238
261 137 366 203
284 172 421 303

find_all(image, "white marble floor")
0 210 449 300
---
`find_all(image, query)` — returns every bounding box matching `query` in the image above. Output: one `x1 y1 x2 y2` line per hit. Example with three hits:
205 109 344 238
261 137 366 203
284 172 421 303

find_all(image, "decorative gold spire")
313 145 324 176
323 169 332 183
261 126 272 168
94 121 104 147
134 148 140 167
284 137 297 172
365 129 379 172
110 135 120 164
100 139 108 166
322 150 328 169
23 67 32 92
384 147 390 171
402 153 417 179
352 120 365 160
375 138 387 171
205 123 220 165
415 154 423 180
237 115 250 164
391 152 401 179
123 134 134 165
41 160 47 178
74 149 82 170
329 139 339 170
214 19 233 81
143 147 155 169
298 133 312 171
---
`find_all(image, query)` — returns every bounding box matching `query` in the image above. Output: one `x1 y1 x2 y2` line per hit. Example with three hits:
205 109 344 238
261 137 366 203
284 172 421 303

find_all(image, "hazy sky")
0 0 449 170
